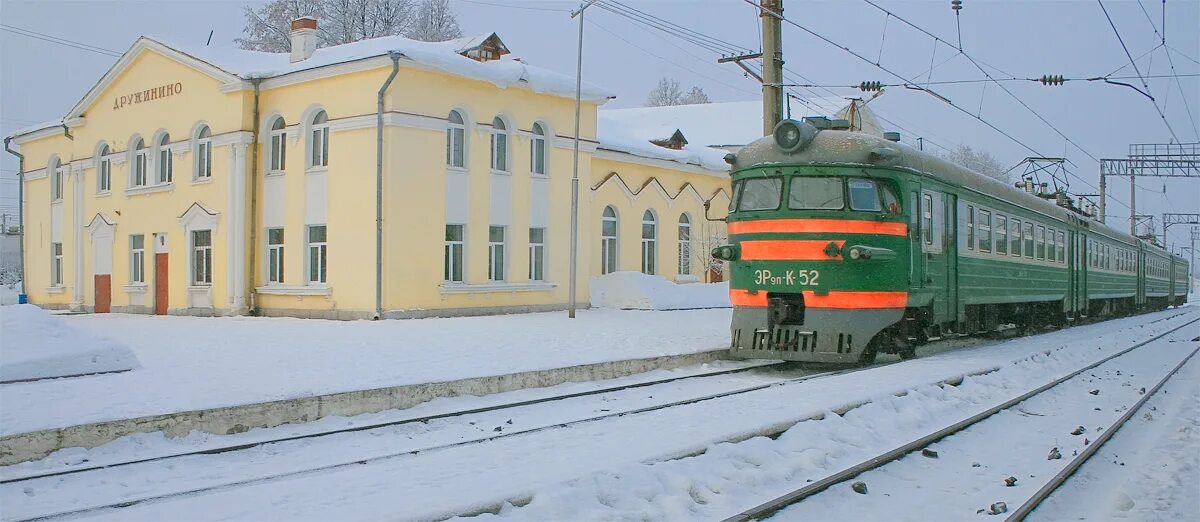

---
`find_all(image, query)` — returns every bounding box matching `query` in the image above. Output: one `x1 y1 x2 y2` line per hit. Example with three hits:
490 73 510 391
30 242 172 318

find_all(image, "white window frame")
1024 222 1035 259
267 227 285 284
446 110 466 169
192 229 213 285
529 227 545 281
678 213 692 275
310 110 329 168
269 117 287 172
641 210 657 275
156 133 173 184
1036 225 1046 260
1011 218 1022 257
965 205 974 250
488 225 506 281
131 138 148 187
977 209 992 252
128 234 145 284
995 214 1007 255
490 116 508 173
445 224 465 283
531 122 547 176
96 145 111 193
601 206 618 274
51 164 64 202
307 225 327 284
51 242 63 286
195 126 212 180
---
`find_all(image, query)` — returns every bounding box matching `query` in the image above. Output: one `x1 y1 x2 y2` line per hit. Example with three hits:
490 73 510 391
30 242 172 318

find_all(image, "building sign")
113 82 183 110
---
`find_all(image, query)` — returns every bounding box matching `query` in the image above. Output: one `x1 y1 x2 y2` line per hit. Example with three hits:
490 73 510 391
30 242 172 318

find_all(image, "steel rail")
1006 344 1200 521
1 360 789 485
721 314 1200 522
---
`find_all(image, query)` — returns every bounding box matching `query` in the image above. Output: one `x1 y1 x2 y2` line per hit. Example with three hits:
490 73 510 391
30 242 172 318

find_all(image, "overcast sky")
2 0 1198 249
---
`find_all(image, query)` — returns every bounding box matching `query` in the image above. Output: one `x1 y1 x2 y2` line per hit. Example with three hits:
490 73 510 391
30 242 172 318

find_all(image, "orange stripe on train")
728 218 908 236
739 239 845 261
729 289 907 309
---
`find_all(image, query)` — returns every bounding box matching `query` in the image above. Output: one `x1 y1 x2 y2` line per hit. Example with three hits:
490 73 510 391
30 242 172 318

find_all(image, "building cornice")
593 148 728 177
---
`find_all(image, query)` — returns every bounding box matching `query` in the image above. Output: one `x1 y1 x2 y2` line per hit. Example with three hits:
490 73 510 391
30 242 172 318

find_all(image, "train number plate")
753 269 820 286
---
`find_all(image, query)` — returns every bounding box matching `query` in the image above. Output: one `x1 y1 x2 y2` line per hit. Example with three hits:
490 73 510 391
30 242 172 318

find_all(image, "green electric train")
713 118 1191 364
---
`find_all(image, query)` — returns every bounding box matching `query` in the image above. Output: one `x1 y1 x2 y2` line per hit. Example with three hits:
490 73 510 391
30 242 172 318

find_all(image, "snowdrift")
590 272 730 310
0 304 139 383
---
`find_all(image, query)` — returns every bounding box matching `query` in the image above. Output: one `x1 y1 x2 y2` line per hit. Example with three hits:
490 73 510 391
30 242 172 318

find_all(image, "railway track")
720 315 1200 522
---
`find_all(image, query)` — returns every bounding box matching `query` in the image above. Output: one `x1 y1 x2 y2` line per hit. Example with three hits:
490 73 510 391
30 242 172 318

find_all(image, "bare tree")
689 220 728 283
679 86 710 105
645 77 683 107
236 0 460 51
407 0 463 42
939 144 1008 182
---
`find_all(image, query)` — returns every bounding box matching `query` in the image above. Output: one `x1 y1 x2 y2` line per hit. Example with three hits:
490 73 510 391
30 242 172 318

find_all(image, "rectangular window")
678 221 692 276
788 177 844 210
847 178 881 211
736 177 783 211
529 227 545 281
134 150 148 186
531 135 546 176
270 130 287 171
192 230 212 285
978 210 992 252
51 242 63 286
312 126 329 167
158 146 173 183
130 235 145 283
966 205 975 250
488 226 506 281
447 127 464 168
491 131 508 171
1024 222 1034 258
52 168 63 201
601 216 618 275
1036 226 1046 260
197 139 212 179
1011 219 1021 257
99 157 111 192
444 224 464 282
922 194 933 245
267 228 285 284
995 215 1007 255
308 225 327 284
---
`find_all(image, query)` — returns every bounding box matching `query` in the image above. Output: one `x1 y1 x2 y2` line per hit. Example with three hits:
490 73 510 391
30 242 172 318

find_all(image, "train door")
943 193 959 322
920 190 949 321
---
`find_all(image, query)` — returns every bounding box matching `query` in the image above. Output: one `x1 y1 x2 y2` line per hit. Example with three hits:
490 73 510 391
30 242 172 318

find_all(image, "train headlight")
712 245 740 261
774 120 803 151
848 247 872 260
848 247 862 260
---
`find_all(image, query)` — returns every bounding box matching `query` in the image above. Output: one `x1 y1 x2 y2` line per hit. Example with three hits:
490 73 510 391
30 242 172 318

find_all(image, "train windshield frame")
734 177 783 211
788 177 844 210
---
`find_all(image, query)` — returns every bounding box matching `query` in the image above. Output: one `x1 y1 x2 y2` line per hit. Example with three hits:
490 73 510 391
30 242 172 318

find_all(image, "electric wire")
602 0 754 55
0 24 122 57
1097 0 1180 142
781 74 1200 89
457 0 570 12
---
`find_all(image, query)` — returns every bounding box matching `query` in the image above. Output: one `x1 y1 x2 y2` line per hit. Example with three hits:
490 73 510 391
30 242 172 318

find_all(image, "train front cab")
724 166 910 364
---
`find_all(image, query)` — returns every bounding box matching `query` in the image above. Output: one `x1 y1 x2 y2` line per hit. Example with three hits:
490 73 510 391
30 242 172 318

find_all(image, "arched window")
310 110 329 168
156 133 173 183
96 144 111 193
677 213 692 276
195 125 212 179
601 206 618 274
269 117 287 171
641 210 657 275
490 116 508 172
49 157 63 202
530 122 547 176
132 137 148 187
447 110 465 168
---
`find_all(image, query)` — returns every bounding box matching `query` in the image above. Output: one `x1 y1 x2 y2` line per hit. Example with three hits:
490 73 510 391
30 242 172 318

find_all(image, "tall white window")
132 137 148 187
51 163 63 202
447 110 465 168
130 235 145 284
965 205 974 250
490 116 508 172
97 145 111 192
529 227 545 281
641 210 657 275
308 225 327 284
267 228 285 284
311 110 329 168
488 225 506 281
677 213 692 275
269 117 287 171
51 242 63 286
445 224 464 282
195 125 212 179
601 206 618 274
192 230 212 285
156 133 173 183
978 209 992 252
531 122 547 176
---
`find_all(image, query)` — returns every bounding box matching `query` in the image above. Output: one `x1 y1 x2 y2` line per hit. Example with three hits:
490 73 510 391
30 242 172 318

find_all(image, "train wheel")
898 346 917 360
858 341 879 365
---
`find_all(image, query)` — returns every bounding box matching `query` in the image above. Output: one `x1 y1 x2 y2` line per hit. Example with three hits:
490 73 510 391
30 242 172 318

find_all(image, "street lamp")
568 0 598 319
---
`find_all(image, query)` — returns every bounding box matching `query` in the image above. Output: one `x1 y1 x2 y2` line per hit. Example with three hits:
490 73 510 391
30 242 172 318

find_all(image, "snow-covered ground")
0 308 731 435
589 271 730 310
0 304 139 383
0 282 19 306
5 308 1191 521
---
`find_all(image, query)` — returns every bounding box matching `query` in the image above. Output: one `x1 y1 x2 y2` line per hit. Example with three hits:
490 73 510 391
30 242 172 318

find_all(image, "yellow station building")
8 18 732 319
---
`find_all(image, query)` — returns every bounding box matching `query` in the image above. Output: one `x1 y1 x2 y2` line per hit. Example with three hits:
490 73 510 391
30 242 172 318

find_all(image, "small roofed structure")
650 129 688 150
444 33 510 62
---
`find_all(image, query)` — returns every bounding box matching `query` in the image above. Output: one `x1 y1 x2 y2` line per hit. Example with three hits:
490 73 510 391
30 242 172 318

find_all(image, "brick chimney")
290 16 318 63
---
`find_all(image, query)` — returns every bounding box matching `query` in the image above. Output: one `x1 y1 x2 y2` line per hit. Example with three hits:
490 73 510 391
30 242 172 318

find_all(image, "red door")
94 275 111 313
154 253 168 315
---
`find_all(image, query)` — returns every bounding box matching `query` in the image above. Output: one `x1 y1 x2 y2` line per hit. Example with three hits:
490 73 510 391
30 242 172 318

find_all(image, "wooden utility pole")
761 0 784 135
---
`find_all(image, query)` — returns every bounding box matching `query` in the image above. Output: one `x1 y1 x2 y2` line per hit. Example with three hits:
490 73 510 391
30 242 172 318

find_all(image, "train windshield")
847 177 901 214
735 177 783 211
788 177 844 209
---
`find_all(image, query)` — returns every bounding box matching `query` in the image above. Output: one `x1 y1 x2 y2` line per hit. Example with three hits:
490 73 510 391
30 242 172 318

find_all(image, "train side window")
1057 231 1065 263
1011 219 1022 257
966 205 975 250
1036 225 1046 260
789 177 844 210
1024 222 1034 258
921 194 933 245
736 177 783 211
880 183 901 214
978 210 992 252
995 215 1007 255
847 178 881 211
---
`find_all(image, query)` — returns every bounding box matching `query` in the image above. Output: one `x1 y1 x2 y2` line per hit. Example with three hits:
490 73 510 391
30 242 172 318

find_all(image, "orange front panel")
729 288 768 307
802 290 908 309
740 239 845 261
729 218 908 236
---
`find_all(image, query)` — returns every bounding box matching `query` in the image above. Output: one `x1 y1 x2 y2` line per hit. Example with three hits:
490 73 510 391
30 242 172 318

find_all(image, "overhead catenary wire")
0 24 122 57
780 73 1200 89
1097 0 1180 143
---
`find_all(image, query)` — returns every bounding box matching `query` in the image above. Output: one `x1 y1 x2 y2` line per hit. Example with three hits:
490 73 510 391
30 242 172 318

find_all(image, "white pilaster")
71 163 85 310
227 142 248 313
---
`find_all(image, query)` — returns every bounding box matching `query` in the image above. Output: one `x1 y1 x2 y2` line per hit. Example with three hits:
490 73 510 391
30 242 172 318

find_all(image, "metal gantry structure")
1098 143 1199 235
1161 213 1200 248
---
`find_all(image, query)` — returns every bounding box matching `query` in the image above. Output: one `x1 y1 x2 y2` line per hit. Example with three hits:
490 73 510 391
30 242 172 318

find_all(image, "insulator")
1039 75 1065 86
951 0 962 11
859 81 882 92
